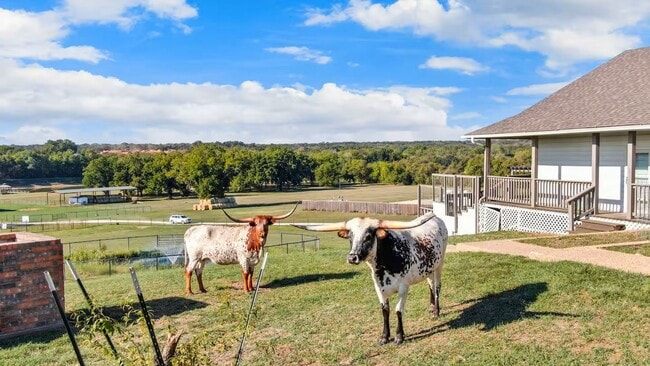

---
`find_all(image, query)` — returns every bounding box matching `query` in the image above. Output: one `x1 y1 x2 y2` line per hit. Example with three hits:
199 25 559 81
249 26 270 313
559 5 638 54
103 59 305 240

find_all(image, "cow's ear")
249 222 256 227
376 229 387 239
337 230 349 239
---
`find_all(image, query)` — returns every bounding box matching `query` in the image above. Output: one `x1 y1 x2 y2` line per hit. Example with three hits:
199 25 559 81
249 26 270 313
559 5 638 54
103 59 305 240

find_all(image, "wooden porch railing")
486 176 592 210
566 186 596 231
432 174 481 216
632 183 650 221
486 176 531 205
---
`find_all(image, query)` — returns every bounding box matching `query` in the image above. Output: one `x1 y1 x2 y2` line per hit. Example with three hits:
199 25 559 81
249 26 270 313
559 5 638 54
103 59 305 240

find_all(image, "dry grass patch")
518 230 650 248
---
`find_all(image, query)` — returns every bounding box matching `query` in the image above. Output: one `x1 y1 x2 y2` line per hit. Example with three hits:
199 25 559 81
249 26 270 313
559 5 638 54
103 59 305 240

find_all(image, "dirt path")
448 239 650 276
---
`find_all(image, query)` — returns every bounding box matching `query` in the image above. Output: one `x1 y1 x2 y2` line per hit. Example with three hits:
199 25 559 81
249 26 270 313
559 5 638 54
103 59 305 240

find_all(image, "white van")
169 214 191 224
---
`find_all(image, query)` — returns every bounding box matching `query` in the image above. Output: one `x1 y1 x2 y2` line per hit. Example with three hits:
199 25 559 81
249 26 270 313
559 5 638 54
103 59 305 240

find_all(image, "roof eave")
463 124 650 140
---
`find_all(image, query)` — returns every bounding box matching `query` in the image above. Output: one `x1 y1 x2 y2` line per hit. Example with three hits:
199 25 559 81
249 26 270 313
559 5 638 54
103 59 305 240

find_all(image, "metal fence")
64 232 320 277
0 205 152 224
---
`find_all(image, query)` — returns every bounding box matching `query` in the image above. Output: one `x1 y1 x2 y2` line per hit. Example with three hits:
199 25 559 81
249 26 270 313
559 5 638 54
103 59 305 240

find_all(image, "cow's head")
222 203 299 250
292 212 435 264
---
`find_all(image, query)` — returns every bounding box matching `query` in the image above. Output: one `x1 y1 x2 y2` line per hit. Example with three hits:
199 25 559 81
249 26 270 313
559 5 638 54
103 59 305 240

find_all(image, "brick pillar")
0 232 64 340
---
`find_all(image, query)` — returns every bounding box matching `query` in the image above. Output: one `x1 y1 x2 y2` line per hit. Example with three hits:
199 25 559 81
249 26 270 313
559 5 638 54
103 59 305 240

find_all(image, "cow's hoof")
394 336 404 345
377 337 390 346
428 305 440 318
199 289 208 293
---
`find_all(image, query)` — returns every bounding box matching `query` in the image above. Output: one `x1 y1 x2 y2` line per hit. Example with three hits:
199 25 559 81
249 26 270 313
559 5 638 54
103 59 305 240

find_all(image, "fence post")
109 260 112 276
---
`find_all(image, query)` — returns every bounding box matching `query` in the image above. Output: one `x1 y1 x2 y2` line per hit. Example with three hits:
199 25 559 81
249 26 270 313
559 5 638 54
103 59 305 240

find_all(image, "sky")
1 1 650 146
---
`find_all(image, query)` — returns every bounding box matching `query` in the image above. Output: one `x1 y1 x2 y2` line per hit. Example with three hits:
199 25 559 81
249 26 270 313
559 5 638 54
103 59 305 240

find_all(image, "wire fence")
0 205 152 225
64 232 320 278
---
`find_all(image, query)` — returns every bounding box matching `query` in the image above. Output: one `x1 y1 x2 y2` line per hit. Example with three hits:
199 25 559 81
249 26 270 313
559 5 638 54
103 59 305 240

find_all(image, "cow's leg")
247 269 254 293
196 260 207 293
241 270 248 292
185 257 201 295
379 300 391 345
184 269 194 295
394 285 409 344
427 266 443 317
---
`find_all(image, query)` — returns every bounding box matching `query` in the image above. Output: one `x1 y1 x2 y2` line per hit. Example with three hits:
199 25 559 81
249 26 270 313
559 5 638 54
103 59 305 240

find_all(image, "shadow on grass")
264 271 359 289
0 327 67 347
99 296 209 322
407 282 576 342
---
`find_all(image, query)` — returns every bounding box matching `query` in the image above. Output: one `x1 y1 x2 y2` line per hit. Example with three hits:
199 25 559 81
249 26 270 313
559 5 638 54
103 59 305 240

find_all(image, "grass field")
0 185 649 365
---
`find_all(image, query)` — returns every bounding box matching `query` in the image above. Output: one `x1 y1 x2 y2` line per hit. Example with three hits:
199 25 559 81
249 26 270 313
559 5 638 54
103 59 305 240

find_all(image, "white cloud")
0 1 197 63
1 125 67 146
305 0 650 72
0 60 470 144
506 81 569 96
62 0 198 29
0 9 107 62
266 46 332 64
420 55 488 75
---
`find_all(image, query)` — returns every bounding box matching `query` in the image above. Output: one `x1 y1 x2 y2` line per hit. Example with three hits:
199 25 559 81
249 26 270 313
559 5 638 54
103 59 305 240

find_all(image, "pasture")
0 185 648 365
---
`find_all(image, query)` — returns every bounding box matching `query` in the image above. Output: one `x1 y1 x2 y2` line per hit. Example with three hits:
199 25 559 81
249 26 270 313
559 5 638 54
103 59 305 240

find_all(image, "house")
434 47 650 235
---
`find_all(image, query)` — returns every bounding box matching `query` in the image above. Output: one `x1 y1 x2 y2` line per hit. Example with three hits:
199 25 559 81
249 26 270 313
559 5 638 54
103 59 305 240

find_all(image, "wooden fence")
301 200 419 215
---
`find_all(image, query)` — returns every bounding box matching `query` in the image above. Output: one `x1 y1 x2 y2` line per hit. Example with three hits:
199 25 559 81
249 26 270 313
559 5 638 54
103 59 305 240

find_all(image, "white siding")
432 201 477 235
538 136 591 181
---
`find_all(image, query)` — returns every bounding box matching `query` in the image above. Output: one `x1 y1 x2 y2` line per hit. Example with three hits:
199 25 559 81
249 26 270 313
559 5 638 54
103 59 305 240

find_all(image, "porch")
428 173 650 234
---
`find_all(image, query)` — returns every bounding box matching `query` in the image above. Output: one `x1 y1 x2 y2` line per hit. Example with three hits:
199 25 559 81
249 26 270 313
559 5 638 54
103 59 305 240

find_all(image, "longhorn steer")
293 212 447 345
183 204 298 294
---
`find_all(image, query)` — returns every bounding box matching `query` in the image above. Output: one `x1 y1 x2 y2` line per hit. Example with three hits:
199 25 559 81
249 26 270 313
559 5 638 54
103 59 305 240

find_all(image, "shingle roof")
465 47 650 138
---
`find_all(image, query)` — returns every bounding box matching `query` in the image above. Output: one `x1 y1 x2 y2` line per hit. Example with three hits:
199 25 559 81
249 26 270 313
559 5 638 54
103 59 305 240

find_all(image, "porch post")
592 133 600 214
483 138 491 198
531 137 538 207
626 131 636 220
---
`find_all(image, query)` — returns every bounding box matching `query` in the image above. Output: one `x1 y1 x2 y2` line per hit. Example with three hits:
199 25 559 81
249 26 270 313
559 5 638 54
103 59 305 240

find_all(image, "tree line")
0 139 531 198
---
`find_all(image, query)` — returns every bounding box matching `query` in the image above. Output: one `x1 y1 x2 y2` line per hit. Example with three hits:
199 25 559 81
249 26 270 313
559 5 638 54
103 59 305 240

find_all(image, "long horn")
378 212 436 230
291 222 347 232
222 208 252 223
272 202 300 221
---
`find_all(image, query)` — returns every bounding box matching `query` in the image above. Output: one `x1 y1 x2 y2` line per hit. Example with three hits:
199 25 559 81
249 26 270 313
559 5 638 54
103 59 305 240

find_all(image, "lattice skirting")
587 217 650 231
480 203 569 235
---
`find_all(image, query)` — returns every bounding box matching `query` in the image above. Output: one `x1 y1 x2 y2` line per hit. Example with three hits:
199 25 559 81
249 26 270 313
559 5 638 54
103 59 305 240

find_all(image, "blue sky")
1 0 650 145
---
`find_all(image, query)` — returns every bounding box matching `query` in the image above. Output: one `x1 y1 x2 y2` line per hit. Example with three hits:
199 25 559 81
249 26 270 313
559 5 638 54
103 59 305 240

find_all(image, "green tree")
113 153 152 196
82 155 117 187
225 147 265 192
312 151 341 187
175 144 229 198
145 152 180 199
262 146 308 191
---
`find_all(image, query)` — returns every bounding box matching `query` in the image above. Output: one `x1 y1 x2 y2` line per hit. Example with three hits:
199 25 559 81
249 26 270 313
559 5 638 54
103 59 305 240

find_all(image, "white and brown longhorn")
293 212 448 345
183 203 298 294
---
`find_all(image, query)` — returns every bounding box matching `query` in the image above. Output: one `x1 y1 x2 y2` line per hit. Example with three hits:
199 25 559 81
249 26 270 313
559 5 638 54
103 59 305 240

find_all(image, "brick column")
0 233 64 340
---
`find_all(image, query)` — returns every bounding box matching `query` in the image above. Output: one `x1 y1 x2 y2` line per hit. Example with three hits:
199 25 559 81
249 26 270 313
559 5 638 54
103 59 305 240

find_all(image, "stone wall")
0 232 64 340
